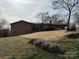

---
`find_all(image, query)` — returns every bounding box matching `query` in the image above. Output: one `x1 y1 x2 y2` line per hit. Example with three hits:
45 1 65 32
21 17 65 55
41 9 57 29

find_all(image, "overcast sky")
0 0 68 23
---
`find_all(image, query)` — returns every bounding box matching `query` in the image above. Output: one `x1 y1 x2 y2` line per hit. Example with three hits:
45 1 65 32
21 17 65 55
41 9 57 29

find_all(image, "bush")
0 29 10 37
69 22 76 31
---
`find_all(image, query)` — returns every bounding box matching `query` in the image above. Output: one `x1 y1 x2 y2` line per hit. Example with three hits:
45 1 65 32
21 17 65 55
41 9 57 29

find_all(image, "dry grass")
0 36 33 59
0 30 76 59
21 30 70 41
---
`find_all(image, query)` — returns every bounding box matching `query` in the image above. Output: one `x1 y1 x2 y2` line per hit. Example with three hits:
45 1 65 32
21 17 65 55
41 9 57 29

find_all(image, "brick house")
11 20 34 36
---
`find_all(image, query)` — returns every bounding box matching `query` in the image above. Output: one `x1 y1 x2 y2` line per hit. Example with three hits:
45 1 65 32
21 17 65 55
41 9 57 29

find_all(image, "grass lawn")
0 30 79 59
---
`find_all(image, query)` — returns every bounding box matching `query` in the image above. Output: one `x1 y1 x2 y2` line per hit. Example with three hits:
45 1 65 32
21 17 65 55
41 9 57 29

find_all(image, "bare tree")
51 14 60 24
0 19 8 37
37 12 49 23
36 12 49 30
37 12 49 30
52 0 78 30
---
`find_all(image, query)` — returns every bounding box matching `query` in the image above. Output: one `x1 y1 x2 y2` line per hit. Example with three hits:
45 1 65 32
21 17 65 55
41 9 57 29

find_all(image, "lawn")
0 30 78 59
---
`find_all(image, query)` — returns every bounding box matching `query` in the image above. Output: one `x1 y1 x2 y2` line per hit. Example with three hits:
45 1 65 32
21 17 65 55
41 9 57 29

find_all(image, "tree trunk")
67 11 71 31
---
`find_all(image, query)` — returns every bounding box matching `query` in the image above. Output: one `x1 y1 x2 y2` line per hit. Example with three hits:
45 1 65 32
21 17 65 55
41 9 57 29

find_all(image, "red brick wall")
11 21 33 36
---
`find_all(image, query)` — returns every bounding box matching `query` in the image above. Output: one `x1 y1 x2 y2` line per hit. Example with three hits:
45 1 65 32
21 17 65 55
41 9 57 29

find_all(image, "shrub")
0 29 10 37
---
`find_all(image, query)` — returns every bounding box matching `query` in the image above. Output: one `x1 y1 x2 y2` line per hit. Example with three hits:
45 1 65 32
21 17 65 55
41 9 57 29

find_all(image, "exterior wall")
11 21 33 36
32 24 42 31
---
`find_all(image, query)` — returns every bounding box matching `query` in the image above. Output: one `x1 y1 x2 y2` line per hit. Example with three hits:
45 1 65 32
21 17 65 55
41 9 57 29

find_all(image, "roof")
10 20 41 25
10 20 67 26
10 20 33 25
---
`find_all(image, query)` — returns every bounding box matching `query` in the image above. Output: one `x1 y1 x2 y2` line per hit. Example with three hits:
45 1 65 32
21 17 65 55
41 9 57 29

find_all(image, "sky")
0 0 69 23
